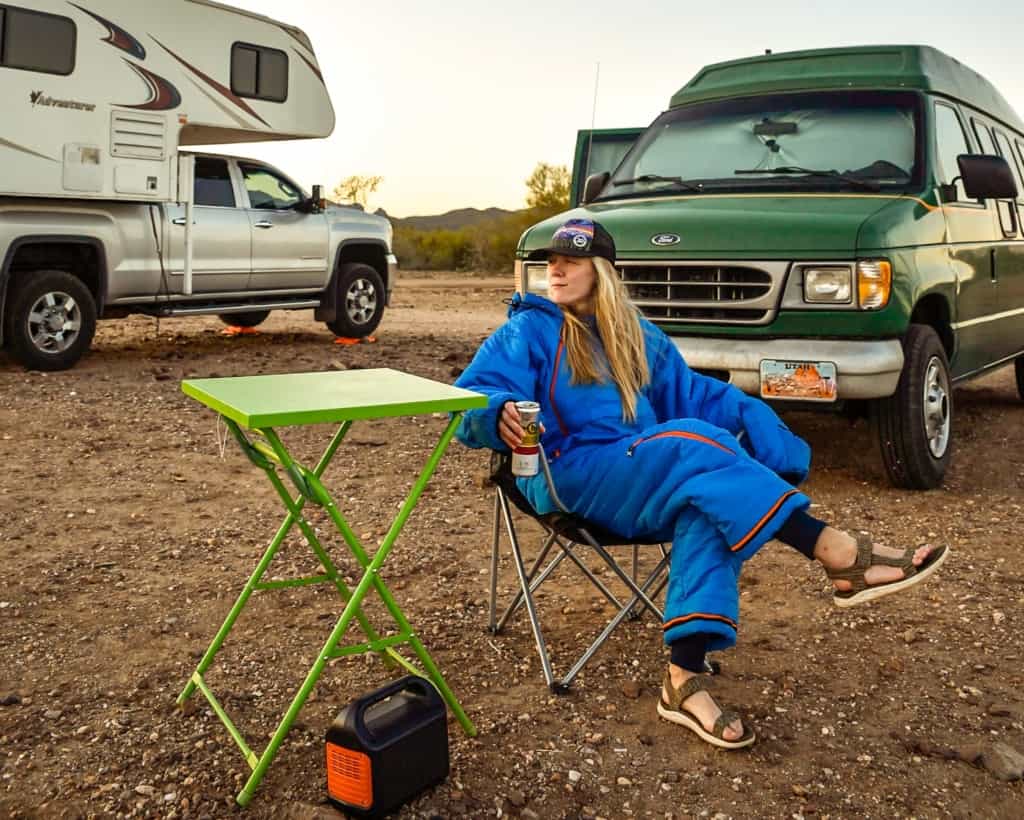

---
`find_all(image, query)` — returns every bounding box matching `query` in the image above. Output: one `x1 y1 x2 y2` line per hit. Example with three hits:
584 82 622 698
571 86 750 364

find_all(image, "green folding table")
176 368 487 807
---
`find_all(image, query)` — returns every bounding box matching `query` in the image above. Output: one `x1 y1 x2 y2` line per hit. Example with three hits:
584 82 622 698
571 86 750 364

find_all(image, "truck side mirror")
956 154 1018 200
582 172 610 205
311 184 325 213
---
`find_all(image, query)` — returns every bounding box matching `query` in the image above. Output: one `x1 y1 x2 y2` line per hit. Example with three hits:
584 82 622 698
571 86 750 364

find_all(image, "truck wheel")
1016 355 1024 400
217 310 270 328
5 270 97 371
871 324 952 489
325 263 385 338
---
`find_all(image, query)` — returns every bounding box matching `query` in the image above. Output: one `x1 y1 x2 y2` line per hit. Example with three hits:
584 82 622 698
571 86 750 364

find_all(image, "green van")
515 45 1024 489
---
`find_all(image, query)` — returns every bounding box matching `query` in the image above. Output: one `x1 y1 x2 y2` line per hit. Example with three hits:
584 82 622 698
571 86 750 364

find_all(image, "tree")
332 175 383 208
525 162 570 211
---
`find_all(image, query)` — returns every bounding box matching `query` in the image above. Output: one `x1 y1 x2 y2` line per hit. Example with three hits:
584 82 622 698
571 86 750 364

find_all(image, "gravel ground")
1 271 1022 819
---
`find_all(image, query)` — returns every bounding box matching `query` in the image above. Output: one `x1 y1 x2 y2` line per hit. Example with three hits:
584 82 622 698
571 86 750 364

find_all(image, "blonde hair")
560 256 650 422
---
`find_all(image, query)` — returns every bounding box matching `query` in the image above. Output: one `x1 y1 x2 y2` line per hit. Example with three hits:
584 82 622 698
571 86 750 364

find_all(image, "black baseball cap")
528 218 616 264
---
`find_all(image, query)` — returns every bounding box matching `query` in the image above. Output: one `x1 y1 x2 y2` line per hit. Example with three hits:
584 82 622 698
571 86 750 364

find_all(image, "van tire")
1015 355 1024 400
217 310 270 328
871 324 952 489
5 269 97 371
324 263 385 339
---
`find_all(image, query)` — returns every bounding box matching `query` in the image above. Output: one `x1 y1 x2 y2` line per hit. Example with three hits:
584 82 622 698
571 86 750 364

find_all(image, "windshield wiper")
612 174 704 193
733 166 881 191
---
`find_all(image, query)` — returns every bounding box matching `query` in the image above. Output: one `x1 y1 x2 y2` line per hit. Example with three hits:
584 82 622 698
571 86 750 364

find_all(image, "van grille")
618 261 786 325
110 111 167 161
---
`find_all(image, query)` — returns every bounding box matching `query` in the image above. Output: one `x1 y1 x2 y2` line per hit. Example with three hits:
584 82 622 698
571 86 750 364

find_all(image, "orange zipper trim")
627 430 735 457
730 489 799 552
663 612 738 631
548 332 569 437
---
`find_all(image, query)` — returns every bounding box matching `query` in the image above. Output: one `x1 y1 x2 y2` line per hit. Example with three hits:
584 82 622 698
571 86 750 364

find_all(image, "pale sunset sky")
215 0 1024 218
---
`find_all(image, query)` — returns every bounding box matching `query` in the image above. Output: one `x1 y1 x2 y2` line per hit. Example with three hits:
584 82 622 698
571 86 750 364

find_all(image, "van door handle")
254 220 274 229
171 217 191 226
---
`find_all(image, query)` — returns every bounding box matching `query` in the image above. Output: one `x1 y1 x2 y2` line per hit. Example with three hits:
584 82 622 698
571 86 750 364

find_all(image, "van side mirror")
582 172 610 205
956 154 1018 200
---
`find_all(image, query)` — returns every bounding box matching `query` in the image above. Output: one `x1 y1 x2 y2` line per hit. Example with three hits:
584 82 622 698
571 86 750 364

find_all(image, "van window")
604 90 919 199
0 4 75 75
194 158 236 208
240 163 302 210
991 130 1021 236
971 119 996 154
934 102 972 202
992 130 1023 196
231 42 288 103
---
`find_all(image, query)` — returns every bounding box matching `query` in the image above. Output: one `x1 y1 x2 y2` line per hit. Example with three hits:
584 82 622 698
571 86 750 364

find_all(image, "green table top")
182 368 487 428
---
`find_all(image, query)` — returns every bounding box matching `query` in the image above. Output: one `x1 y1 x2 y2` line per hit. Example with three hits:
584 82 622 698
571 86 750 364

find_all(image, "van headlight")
856 259 892 309
802 266 853 304
520 261 549 296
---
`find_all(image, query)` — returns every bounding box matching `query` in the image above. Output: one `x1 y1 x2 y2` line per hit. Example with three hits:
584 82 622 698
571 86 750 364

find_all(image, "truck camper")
1 0 395 370
518 45 1024 489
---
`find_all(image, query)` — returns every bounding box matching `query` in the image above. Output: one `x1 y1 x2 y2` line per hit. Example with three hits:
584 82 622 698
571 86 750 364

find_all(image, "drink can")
512 400 541 476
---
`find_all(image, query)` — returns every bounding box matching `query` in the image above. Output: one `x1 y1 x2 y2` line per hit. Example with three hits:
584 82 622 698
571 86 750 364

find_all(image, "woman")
454 218 947 749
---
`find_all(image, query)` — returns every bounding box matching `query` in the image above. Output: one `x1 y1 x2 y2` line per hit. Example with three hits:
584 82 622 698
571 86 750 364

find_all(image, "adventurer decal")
29 91 95 112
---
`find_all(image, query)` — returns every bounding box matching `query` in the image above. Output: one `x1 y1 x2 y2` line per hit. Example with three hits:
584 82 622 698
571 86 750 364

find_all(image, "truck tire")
5 270 97 371
325 262 385 338
1016 355 1024 400
871 324 952 489
217 310 270 328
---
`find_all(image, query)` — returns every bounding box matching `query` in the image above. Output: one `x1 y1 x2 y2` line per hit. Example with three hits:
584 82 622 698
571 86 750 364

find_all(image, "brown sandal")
656 672 755 749
827 534 949 608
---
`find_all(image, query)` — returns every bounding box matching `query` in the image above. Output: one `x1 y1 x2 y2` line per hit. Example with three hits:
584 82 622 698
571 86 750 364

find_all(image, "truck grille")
617 261 787 325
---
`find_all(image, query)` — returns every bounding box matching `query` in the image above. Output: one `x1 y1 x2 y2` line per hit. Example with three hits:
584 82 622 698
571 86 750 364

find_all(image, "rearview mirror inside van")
582 172 610 204
956 154 1018 200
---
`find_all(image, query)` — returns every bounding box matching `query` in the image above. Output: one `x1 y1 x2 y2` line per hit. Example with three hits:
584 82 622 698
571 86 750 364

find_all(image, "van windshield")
601 90 921 200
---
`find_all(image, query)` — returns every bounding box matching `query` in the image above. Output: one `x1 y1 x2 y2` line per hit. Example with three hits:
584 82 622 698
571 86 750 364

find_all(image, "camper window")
231 42 288 103
0 4 75 75
194 158 236 208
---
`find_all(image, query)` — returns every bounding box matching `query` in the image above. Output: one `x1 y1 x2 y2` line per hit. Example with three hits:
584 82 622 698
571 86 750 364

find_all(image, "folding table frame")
177 368 486 807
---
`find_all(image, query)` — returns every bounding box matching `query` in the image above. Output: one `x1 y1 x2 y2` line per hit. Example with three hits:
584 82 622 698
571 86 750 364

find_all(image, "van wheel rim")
28 290 81 354
923 356 950 458
345 278 377 325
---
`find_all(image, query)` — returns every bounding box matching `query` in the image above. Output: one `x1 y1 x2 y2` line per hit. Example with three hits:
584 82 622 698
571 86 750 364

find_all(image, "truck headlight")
857 259 892 309
803 266 853 304
521 262 549 297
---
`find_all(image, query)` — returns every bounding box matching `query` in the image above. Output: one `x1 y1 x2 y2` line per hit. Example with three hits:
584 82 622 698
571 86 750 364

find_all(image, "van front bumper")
671 337 904 400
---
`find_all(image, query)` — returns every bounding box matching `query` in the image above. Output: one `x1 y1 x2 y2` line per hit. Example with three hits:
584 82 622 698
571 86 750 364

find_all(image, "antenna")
584 61 601 187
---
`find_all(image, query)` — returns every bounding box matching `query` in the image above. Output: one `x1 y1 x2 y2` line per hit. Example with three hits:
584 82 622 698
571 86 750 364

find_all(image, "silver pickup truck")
0 151 396 371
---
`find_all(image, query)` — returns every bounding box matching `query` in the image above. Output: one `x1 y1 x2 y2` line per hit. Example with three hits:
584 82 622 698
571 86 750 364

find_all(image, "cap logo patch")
572 234 589 248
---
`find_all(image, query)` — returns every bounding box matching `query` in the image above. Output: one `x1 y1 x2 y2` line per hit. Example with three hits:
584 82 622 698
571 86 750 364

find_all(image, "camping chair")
486 447 716 693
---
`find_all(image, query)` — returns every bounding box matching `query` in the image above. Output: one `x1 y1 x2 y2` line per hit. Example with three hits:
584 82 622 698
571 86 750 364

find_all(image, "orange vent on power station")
326 743 373 810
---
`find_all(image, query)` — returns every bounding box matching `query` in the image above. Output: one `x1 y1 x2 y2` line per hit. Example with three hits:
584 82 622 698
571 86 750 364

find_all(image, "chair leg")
488 491 501 632
496 533 561 633
497 491 557 690
552 537 624 610
559 551 672 688
585 539 663 619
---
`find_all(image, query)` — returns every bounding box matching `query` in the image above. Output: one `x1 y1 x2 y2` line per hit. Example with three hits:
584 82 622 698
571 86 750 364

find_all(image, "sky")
211 0 1024 218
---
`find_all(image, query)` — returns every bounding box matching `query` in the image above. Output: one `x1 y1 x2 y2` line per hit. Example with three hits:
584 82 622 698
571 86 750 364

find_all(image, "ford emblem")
651 233 680 246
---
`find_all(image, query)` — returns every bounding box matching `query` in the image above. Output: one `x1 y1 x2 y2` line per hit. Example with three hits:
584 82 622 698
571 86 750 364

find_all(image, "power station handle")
352 676 433 739
254 220 274 229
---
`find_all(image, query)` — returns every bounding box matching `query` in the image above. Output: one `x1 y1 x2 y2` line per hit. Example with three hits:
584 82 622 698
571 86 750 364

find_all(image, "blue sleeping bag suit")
455 293 812 651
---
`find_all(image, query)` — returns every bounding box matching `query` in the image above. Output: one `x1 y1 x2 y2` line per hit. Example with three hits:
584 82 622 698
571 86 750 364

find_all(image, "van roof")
672 45 1024 133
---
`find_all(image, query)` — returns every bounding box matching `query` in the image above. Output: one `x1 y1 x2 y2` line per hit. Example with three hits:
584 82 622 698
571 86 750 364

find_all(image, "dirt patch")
1 270 1022 819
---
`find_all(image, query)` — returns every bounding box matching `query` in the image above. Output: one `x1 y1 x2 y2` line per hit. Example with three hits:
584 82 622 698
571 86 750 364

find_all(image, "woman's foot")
813 527 948 606
660 664 747 743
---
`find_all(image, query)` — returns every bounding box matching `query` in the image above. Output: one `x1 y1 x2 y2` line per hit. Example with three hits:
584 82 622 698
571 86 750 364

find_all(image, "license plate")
759 360 838 402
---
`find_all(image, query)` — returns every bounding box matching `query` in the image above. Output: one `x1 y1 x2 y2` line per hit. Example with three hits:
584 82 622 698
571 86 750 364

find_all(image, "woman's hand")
498 401 524 449
498 401 545 450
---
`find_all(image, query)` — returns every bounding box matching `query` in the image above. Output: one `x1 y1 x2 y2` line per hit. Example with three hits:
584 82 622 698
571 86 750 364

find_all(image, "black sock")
669 633 708 674
775 509 828 560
